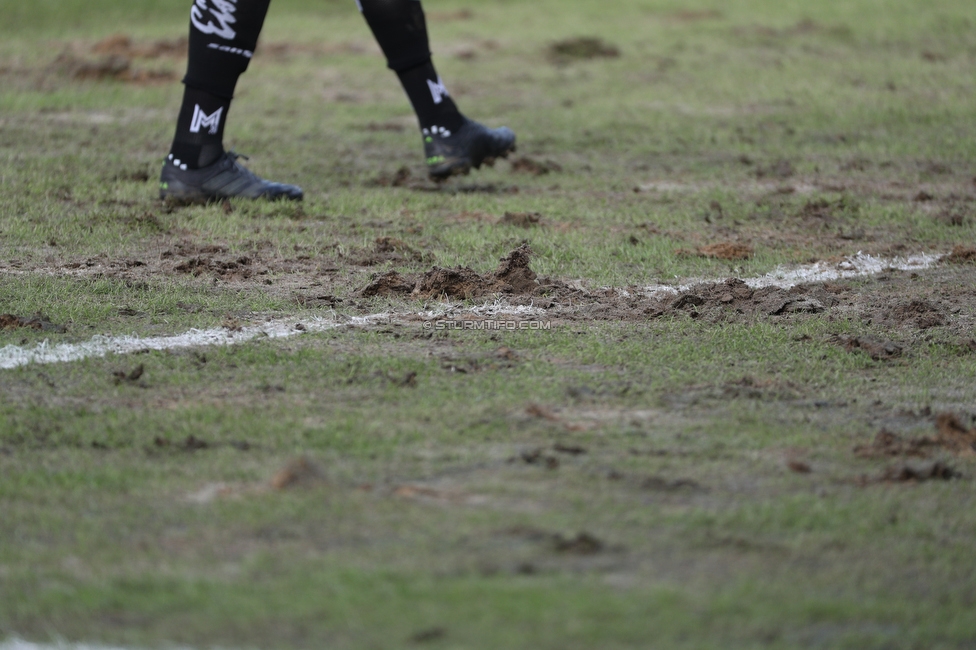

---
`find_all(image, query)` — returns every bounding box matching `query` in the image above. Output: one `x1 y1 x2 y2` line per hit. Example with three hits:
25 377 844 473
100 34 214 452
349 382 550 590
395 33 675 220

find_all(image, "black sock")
168 0 271 169
358 0 464 133
169 86 230 169
396 60 464 134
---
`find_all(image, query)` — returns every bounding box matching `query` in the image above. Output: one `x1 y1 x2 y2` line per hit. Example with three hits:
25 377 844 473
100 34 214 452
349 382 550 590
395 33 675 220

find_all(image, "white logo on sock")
191 0 238 40
427 77 449 105
190 104 224 135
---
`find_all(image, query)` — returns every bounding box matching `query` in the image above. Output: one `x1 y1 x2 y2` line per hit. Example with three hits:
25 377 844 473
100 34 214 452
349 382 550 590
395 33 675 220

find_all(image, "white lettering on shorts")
190 104 224 135
191 0 239 40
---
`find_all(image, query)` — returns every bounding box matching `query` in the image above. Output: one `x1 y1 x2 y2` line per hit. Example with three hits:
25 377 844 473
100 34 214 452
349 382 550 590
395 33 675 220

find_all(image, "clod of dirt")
526 404 560 421
152 435 211 452
413 244 540 299
360 245 560 300
641 476 702 491
935 205 972 227
295 294 342 307
353 236 427 266
838 336 903 360
658 279 841 323
53 52 178 84
112 364 144 385
91 34 188 59
855 415 976 459
175 255 254 281
890 300 945 329
412 266 488 300
755 159 795 179
518 448 560 470
369 166 414 188
787 460 813 473
509 156 562 176
553 443 586 456
361 271 417 298
668 9 723 22
498 211 542 228
769 297 825 315
883 460 957 482
552 532 604 555
548 37 620 61
692 242 754 261
410 628 447 644
855 430 936 458
270 457 325 490
934 413 976 456
0 314 67 333
180 435 209 451
945 245 976 264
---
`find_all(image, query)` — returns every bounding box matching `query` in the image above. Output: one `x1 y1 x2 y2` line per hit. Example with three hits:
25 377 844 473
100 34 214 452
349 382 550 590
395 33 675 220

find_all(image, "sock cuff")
182 77 237 100
387 51 433 73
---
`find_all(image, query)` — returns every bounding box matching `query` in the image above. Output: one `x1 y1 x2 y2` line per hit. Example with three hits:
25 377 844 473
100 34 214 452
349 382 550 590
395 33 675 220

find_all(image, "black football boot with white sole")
423 117 516 181
159 151 303 203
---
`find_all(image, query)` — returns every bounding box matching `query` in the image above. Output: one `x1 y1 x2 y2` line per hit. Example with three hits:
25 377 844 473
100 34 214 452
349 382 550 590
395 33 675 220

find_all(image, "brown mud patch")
548 37 620 61
855 414 976 459
509 157 562 176
945 245 976 264
0 314 67 333
52 35 187 84
350 236 429 267
498 212 543 228
52 53 178 84
666 10 723 22
90 34 188 59
361 244 563 300
680 242 754 261
652 278 832 321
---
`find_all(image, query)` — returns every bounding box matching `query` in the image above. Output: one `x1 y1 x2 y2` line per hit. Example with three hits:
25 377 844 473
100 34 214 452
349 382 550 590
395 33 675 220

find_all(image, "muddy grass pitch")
2 1 976 648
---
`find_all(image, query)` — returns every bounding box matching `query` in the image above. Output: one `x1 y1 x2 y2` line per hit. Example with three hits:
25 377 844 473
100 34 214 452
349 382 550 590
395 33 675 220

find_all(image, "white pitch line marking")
0 640 192 650
0 252 945 371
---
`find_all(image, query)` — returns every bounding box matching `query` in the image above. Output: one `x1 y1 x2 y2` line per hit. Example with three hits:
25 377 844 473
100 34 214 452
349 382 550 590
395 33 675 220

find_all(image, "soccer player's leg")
160 0 303 203
357 0 516 180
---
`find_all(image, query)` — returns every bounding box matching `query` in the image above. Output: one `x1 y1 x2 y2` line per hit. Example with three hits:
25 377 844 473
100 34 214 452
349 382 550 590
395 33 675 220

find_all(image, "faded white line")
0 640 192 650
638 251 942 297
0 303 543 371
0 252 945 370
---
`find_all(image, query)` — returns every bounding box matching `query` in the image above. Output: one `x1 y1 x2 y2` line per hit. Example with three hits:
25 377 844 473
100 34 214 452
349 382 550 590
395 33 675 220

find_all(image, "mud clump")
755 159 795 179
499 211 542 228
271 457 326 490
552 532 604 555
91 34 188 59
838 336 903 360
413 266 488 300
53 53 178 84
175 255 254 281
696 242 754 261
492 244 541 294
855 414 976 458
890 299 945 329
661 278 835 321
934 413 976 456
882 461 957 482
0 313 67 333
360 244 543 300
945 245 976 264
548 37 620 61
509 157 562 176
352 236 427 266
855 430 937 458
361 271 417 298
